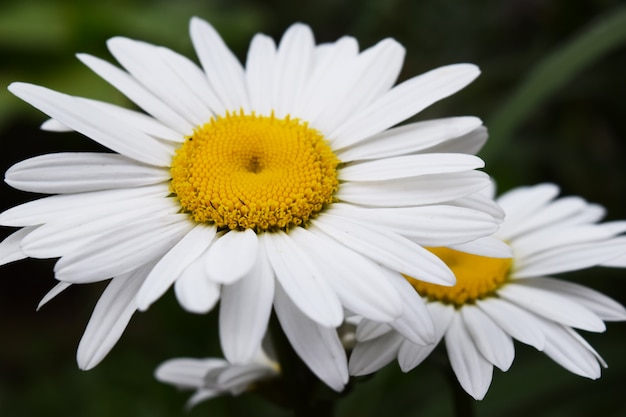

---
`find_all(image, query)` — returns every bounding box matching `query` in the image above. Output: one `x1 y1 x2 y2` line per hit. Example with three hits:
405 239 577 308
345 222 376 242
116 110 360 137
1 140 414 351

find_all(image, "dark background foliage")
0 0 624 416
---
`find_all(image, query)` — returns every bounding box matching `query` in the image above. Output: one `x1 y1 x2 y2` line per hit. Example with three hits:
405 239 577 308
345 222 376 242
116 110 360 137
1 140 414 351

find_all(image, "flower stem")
433 348 476 417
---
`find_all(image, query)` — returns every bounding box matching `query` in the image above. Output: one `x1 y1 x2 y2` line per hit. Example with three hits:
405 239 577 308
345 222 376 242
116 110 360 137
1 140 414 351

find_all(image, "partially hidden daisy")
0 17 502 390
349 183 626 399
155 348 279 409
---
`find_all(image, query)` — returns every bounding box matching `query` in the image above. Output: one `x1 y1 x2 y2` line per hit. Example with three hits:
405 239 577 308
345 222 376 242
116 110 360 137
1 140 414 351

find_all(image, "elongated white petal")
348 332 403 376
449 236 513 259
217 363 277 392
420 126 488 155
461 305 515 371
107 37 215 126
8 83 174 166
261 231 343 327
337 171 490 207
245 33 277 116
324 203 498 247
338 117 482 162
77 53 193 134
55 214 193 283
21 198 180 259
37 281 72 310
205 229 259 285
513 237 626 278
274 285 348 391
397 302 455 371
155 358 227 388
355 320 392 342
190 17 249 112
290 226 402 322
448 191 505 221
476 298 545 350
41 118 72 132
495 184 560 239
498 282 606 332
539 320 602 379
0 226 35 266
510 277 626 322
174 257 221 314
219 246 275 364
445 313 493 400
305 37 403 134
330 64 480 150
0 184 169 227
312 214 454 285
137 224 217 311
77 264 151 370
339 153 484 182
272 23 314 118
6 153 169 194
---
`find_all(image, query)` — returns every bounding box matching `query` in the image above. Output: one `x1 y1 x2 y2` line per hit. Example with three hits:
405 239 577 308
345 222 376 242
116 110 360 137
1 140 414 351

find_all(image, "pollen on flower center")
405 247 513 308
170 111 340 232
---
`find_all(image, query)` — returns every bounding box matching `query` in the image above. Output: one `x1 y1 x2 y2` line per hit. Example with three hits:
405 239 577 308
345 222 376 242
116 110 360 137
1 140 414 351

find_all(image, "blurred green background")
1 0 625 416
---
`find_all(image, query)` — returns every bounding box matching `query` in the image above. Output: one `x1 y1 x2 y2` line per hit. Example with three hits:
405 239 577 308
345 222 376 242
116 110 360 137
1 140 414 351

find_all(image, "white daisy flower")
349 183 626 400
155 348 279 409
0 17 501 390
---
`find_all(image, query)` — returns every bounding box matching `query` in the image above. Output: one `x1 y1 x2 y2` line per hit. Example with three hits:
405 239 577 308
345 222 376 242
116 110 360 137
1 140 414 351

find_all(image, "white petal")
77 265 151 370
136 224 217 311
5 152 169 194
312 214 454 285
339 153 484 182
476 298 545 350
461 305 515 371
338 117 482 162
355 320 393 342
8 83 175 166
498 282 606 332
510 277 626 322
348 332 403 376
106 37 215 125
261 231 343 327
419 125 488 155
274 285 348 391
245 33 277 116
449 236 513 259
41 118 72 132
0 226 35 266
37 281 72 310
76 53 193 134
539 320 602 379
205 229 259 284
155 358 227 388
54 214 193 283
219 246 275 364
445 313 493 400
20 197 179 259
272 23 314 118
336 171 490 207
0 184 170 227
190 17 249 112
325 203 498 247
513 237 626 278
174 257 221 314
290 226 403 322
330 64 481 150
385 272 436 345
447 191 506 222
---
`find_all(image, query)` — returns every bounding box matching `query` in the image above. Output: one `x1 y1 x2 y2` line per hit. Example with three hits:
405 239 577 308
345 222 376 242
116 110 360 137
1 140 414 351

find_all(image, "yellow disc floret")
170 111 339 232
405 247 513 308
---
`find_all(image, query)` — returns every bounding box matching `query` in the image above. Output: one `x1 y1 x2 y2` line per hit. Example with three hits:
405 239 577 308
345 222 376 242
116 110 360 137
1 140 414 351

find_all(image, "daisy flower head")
155 348 279 410
0 17 501 390
349 183 626 400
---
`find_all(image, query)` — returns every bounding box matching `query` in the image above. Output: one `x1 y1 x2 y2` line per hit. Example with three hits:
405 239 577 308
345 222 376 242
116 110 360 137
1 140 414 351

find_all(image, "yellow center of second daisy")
405 247 513 308
170 112 340 232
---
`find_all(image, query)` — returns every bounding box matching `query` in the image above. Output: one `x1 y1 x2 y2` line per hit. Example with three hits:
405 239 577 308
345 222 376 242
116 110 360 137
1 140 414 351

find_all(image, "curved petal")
136 224 217 310
274 285 348 391
245 33 277 116
5 152 170 194
261 231 343 327
0 226 35 266
219 246 275 363
174 256 221 314
348 332 403 376
476 298 545 350
205 229 259 285
155 358 227 388
37 281 72 310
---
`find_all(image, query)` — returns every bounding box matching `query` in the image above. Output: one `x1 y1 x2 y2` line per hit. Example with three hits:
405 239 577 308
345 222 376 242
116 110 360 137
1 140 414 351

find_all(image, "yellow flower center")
405 247 513 308
170 112 340 232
